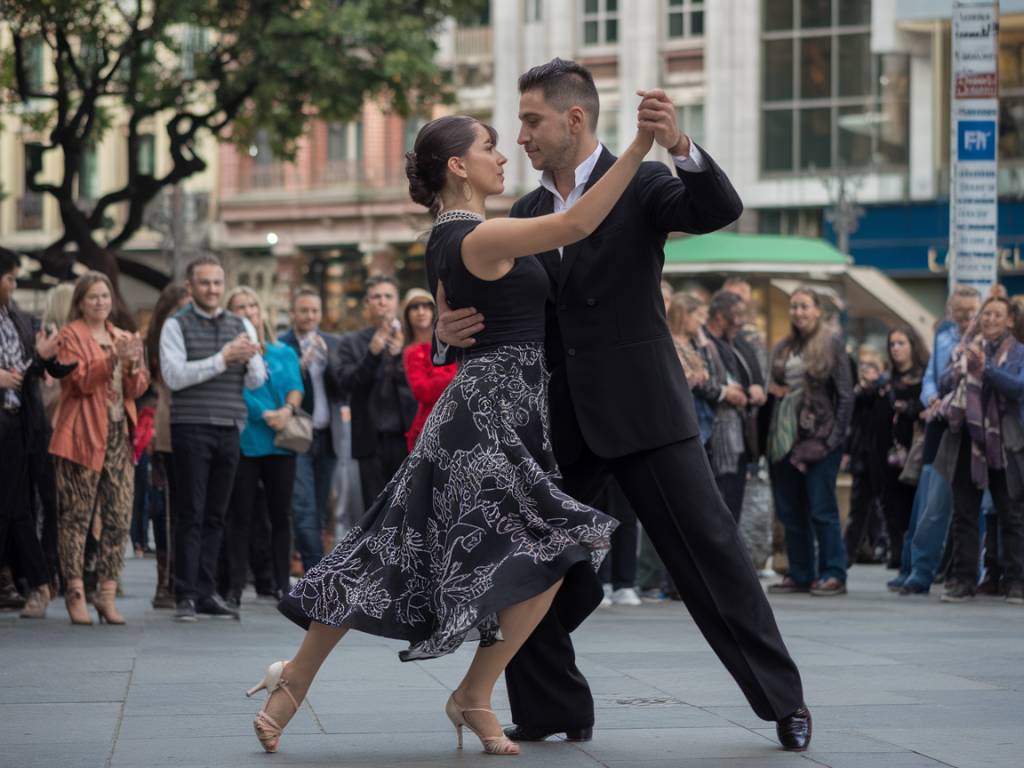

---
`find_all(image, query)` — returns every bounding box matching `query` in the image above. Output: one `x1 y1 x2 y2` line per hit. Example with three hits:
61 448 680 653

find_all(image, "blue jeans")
771 447 847 585
292 428 336 571
898 464 951 587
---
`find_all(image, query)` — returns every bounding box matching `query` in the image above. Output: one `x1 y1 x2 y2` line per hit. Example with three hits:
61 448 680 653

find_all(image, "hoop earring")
462 181 473 202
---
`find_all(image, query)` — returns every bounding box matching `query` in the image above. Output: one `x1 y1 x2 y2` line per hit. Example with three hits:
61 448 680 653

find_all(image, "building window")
136 134 155 176
78 145 99 203
667 0 703 39
760 1 908 174
597 109 618 152
675 103 704 148
524 0 542 22
24 37 46 93
404 117 427 152
17 143 44 231
582 0 618 47
327 121 364 162
999 30 1024 163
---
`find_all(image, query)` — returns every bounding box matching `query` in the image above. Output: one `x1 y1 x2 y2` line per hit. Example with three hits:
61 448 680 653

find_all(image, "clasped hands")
223 333 261 365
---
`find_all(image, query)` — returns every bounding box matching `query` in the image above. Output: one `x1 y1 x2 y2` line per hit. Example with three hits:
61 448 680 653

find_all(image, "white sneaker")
600 583 613 608
610 587 642 606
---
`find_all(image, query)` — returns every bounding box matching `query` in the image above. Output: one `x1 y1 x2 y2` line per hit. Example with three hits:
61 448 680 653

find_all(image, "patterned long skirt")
279 343 616 661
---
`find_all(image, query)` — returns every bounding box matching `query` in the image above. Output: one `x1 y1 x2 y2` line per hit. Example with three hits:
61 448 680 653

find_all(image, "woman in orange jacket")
50 272 148 625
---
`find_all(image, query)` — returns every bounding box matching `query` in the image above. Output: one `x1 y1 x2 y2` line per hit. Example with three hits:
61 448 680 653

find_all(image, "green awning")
664 232 850 265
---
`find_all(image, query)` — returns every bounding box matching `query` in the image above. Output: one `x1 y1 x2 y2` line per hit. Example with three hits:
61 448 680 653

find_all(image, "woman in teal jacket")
223 287 304 606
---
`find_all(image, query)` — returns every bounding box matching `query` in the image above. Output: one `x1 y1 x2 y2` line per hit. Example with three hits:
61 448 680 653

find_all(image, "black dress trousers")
504 435 805 728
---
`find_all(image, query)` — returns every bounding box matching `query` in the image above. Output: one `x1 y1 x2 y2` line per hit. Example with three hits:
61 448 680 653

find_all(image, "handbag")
898 421 926 486
273 407 314 454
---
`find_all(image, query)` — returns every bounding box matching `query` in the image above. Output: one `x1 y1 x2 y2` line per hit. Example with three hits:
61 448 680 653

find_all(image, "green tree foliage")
0 0 484 289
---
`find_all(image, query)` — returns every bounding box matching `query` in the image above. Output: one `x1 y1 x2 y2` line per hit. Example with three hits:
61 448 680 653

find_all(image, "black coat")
329 327 416 459
510 146 743 464
2 305 74 454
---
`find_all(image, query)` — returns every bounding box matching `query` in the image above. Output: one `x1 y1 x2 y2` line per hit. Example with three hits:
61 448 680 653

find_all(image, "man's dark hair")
518 58 600 132
723 276 751 290
364 275 399 296
708 289 744 323
185 254 223 281
292 285 321 307
0 246 20 276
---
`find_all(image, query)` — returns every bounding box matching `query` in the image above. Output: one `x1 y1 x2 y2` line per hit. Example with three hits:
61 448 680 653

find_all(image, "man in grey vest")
160 256 266 621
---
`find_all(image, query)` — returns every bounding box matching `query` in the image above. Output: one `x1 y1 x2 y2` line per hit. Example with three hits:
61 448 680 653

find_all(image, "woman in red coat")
401 288 456 451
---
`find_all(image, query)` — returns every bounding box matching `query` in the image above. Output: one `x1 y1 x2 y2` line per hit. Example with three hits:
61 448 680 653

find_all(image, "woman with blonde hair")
667 292 714 443
50 271 149 624
765 287 853 596
222 286 304 607
400 287 457 451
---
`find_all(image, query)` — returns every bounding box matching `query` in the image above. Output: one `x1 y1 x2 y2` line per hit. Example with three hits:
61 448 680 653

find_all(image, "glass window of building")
582 0 619 47
999 30 1024 164
761 0 908 174
524 0 542 22
136 134 155 176
667 0 704 39
676 104 704 148
78 145 99 203
327 121 364 162
598 109 618 153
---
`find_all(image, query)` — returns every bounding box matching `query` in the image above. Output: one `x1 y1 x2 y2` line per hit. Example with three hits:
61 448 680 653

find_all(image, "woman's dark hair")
405 115 497 217
146 283 189 383
886 325 928 378
0 246 20 277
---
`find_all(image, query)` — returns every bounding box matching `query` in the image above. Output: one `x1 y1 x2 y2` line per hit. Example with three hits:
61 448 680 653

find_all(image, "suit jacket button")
586 298 596 306
567 348 576 357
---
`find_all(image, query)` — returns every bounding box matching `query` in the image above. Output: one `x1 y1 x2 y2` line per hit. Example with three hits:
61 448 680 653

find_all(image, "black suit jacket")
2 305 74 454
279 328 344 408
510 146 743 464
329 327 416 459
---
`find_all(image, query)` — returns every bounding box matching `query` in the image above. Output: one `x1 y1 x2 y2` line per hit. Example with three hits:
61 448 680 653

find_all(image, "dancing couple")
250 58 810 757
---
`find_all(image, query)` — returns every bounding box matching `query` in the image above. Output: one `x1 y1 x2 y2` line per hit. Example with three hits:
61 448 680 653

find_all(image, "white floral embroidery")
284 344 616 661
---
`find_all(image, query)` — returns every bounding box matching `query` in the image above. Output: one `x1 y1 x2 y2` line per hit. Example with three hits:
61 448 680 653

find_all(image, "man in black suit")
280 287 345 573
437 59 811 751
0 247 72 617
330 276 417 510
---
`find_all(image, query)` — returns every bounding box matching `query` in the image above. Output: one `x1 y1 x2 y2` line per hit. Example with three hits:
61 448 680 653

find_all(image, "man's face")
293 295 322 334
951 297 980 334
726 303 746 340
188 265 225 312
0 269 16 307
365 282 399 325
724 282 752 304
517 89 577 172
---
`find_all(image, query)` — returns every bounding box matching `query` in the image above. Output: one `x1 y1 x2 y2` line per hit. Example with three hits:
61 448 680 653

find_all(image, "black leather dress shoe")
776 705 812 751
503 724 593 742
196 594 240 620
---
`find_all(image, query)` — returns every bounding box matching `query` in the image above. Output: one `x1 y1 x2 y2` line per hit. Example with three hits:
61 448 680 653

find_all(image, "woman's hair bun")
405 150 438 211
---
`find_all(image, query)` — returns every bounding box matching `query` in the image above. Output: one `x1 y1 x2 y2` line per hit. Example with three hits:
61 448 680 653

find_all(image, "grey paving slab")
2 559 1024 768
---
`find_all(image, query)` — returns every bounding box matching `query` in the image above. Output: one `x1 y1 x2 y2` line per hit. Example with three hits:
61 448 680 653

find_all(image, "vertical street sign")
949 1 1000 295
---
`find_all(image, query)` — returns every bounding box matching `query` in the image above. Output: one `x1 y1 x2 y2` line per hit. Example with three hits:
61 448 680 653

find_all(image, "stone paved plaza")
2 559 1023 768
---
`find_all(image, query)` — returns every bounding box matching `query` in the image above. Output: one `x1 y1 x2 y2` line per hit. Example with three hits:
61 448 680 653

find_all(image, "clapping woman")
50 271 149 624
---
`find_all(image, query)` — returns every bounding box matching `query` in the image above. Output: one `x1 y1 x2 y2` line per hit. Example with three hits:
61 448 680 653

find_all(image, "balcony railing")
16 194 43 230
454 26 492 61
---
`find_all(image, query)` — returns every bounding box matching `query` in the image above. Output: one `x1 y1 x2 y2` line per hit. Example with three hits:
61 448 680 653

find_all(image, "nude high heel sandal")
64 579 93 625
247 661 299 753
93 580 126 625
445 694 520 756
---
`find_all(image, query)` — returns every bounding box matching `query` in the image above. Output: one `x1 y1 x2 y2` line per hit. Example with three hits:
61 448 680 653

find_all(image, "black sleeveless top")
425 220 548 354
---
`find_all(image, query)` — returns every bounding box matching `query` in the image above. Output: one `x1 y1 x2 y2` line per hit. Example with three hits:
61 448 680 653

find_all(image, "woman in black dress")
250 113 654 756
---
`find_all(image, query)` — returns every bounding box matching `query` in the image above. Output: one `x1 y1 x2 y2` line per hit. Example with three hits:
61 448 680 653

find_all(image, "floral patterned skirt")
278 343 616 661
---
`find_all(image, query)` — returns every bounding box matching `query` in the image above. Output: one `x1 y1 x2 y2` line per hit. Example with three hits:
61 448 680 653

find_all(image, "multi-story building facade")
709 0 1024 314
0 28 219 315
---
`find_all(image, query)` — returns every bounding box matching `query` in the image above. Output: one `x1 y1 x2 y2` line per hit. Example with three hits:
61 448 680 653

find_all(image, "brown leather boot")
93 580 126 625
20 585 51 619
65 579 93 625
152 553 174 609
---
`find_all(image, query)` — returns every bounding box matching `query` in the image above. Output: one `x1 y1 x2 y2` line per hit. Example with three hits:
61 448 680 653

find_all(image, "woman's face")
979 300 1012 341
889 332 912 370
80 280 112 324
458 123 507 198
683 306 706 336
229 292 262 329
789 292 821 336
406 301 435 333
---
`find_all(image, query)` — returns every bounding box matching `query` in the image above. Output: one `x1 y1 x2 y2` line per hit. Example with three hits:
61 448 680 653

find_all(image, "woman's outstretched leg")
253 621 347 750
450 579 564 749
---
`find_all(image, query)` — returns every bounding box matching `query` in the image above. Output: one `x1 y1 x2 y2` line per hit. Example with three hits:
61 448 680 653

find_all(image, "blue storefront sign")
822 200 1024 296
958 121 998 161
